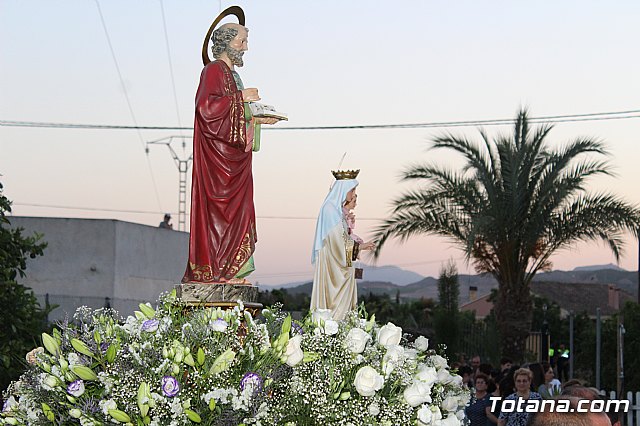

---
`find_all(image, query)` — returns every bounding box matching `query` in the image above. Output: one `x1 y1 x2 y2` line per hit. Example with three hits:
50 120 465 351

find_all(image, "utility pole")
596 307 601 390
617 315 625 401
146 136 193 231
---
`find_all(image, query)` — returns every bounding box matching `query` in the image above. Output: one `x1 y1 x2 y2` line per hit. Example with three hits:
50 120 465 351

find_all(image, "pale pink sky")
1 1 639 285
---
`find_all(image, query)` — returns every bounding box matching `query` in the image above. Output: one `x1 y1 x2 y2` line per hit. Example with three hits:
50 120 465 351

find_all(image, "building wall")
9 217 188 321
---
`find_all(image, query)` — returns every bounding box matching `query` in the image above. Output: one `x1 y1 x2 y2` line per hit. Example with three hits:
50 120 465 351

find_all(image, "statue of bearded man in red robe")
182 22 279 284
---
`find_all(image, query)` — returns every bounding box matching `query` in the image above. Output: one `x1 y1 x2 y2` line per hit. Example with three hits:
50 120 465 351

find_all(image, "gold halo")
202 6 245 66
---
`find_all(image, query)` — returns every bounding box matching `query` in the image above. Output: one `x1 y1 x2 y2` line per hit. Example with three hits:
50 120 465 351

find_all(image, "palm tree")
373 110 640 360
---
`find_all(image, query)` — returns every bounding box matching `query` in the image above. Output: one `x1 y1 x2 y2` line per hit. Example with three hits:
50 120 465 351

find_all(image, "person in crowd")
465 373 491 426
556 344 570 382
500 357 513 374
498 368 542 426
537 362 560 398
477 363 496 393
528 363 545 394
471 354 482 374
486 377 503 426
459 365 474 388
159 213 173 229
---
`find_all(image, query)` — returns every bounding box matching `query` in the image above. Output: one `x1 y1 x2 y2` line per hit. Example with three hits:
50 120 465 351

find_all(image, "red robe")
182 60 257 283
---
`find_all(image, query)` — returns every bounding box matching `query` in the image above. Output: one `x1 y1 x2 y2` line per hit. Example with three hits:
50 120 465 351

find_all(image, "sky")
1 1 639 285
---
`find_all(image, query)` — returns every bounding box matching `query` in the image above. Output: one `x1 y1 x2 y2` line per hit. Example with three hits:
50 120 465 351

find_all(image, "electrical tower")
146 136 193 231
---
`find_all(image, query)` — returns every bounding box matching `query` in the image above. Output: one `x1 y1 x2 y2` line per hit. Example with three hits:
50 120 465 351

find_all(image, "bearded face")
225 45 245 67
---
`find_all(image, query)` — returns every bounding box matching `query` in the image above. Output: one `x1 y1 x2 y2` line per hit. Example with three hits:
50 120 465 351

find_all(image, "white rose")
323 320 339 335
382 345 405 376
416 365 438 386
441 395 458 412
405 348 418 361
451 374 463 386
430 354 448 369
437 368 454 384
284 335 304 367
354 366 384 397
344 328 371 354
377 322 402 348
415 335 429 352
403 381 432 407
312 309 332 324
417 405 436 425
439 414 462 426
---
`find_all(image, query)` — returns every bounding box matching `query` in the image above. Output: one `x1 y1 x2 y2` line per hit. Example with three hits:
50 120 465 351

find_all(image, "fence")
603 391 640 426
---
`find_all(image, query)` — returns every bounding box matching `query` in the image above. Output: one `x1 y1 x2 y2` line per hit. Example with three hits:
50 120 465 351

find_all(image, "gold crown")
331 169 360 180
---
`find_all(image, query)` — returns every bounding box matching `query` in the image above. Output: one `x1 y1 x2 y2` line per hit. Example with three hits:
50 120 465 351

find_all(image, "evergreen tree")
0 182 51 390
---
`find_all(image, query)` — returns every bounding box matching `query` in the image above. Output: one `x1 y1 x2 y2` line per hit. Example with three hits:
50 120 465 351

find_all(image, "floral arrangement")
1 291 469 425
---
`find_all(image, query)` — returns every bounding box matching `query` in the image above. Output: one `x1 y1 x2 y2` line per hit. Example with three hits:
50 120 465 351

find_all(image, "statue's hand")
360 241 376 251
242 88 260 102
254 116 280 125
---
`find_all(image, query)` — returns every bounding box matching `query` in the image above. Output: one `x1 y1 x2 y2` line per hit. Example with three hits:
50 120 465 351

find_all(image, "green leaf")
208 398 216 411
184 409 202 423
138 303 156 319
106 344 117 363
138 382 150 417
93 330 102 345
197 347 205 366
209 349 235 376
42 333 59 356
42 403 55 422
184 353 195 367
71 338 94 358
303 351 320 363
108 409 131 423
71 365 98 381
281 315 292 335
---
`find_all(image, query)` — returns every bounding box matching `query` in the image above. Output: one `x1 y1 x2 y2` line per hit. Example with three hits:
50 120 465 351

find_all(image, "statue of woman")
310 171 375 320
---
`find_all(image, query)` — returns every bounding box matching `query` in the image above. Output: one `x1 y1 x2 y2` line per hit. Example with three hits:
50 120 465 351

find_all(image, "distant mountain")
573 263 626 272
357 264 425 286
271 266 638 302
265 264 424 290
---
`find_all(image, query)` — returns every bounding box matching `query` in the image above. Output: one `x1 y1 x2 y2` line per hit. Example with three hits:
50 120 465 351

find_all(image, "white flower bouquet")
1 292 469 425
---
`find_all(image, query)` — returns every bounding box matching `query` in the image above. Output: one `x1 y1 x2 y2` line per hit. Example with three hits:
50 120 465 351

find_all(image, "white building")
10 217 188 321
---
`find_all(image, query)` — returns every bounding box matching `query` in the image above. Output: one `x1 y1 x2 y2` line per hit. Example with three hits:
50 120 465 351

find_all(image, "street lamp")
541 304 549 363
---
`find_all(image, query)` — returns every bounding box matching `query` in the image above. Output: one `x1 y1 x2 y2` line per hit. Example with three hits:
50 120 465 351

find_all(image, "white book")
248 102 288 121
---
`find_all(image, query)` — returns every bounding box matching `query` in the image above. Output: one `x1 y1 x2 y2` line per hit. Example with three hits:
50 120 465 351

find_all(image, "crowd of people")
458 355 620 426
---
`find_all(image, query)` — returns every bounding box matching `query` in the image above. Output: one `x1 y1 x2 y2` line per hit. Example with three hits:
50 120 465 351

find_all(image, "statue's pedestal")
175 282 262 316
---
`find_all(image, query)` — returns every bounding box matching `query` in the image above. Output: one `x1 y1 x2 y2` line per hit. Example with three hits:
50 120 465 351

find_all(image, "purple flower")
2 396 17 412
210 318 228 332
100 342 109 353
161 376 180 397
240 372 263 396
292 322 304 336
67 380 85 397
141 319 159 332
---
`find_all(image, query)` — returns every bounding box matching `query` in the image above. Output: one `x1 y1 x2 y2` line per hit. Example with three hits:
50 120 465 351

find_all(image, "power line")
12 202 384 221
158 0 184 136
2 109 640 132
94 0 164 211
